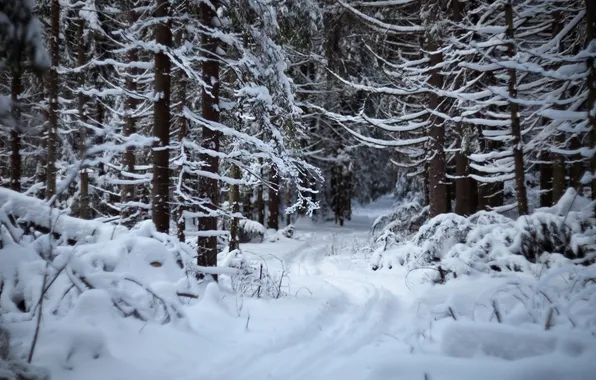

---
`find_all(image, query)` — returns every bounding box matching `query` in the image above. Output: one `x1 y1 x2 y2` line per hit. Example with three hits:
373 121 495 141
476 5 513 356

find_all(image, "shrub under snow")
371 188 596 278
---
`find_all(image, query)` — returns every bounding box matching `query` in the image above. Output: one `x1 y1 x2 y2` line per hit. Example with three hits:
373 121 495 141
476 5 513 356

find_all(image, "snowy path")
32 195 596 380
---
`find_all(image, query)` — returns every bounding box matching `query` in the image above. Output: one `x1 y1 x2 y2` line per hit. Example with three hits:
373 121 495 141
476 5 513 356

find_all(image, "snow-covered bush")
371 191 428 241
0 191 208 327
371 189 596 279
220 249 286 299
0 327 50 380
238 219 265 243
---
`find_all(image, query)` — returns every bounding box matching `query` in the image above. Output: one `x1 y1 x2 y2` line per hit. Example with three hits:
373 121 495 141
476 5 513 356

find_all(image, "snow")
1 195 596 380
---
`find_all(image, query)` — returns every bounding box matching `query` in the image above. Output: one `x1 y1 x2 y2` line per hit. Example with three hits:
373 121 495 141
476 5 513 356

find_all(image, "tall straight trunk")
229 29 247 249
152 0 172 233
552 132 566 202
122 8 139 226
427 31 448 217
176 4 189 242
570 134 584 192
452 0 476 216
551 11 566 204
77 17 90 219
229 164 241 251
505 1 528 215
10 59 21 192
46 0 60 199
256 158 265 225
345 171 352 221
198 0 221 271
455 124 474 215
243 190 252 220
540 150 553 207
586 0 596 202
285 185 292 226
268 165 280 230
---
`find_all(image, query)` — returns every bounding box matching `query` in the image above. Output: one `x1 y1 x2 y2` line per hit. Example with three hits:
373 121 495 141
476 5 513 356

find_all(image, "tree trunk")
505 1 529 215
243 189 252 220
551 11 566 204
152 0 172 233
10 59 21 192
285 184 291 226
77 17 90 219
176 4 189 242
552 134 566 203
122 8 139 226
427 29 448 217
455 124 474 215
539 150 553 207
46 0 60 199
586 0 596 202
229 164 241 251
268 165 280 230
569 134 584 192
256 158 265 225
198 0 221 273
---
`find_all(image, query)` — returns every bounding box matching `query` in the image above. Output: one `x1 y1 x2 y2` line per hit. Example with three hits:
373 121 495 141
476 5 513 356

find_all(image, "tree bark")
46 0 60 199
10 58 21 192
427 28 448 217
122 8 139 226
198 0 221 273
455 123 474 215
77 17 90 219
505 1 529 215
176 3 189 242
256 158 265 225
586 0 596 203
569 134 583 192
551 11 566 205
539 150 553 207
268 165 280 230
152 0 172 233
552 133 566 203
285 184 292 226
229 164 241 251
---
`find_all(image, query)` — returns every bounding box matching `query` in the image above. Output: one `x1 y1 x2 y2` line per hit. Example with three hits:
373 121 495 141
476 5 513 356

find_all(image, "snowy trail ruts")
210 206 400 380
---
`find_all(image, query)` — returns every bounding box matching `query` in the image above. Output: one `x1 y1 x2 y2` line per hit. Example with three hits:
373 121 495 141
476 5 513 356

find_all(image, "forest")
0 0 595 379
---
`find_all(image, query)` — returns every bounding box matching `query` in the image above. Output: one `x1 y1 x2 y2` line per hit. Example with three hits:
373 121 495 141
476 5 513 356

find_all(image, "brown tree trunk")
46 0 60 199
256 158 265 225
586 0 596 202
268 165 280 230
505 1 528 215
285 184 291 226
243 189 252 220
152 0 172 233
552 135 566 203
427 29 448 217
551 11 566 205
122 8 139 226
539 150 553 207
229 165 241 251
10 59 21 192
569 134 584 192
176 4 189 242
198 0 221 272
455 124 474 215
77 17 90 219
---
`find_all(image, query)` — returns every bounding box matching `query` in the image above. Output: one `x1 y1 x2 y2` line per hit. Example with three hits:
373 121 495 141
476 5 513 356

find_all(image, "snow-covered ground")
7 195 596 380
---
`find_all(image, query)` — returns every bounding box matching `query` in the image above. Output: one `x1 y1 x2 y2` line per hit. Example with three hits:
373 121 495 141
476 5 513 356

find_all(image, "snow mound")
371 188 596 277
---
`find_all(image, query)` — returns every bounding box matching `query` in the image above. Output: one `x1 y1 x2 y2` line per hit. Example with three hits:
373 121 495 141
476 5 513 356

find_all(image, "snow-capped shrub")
0 327 50 380
371 191 427 241
220 249 285 299
238 219 265 243
371 189 596 279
